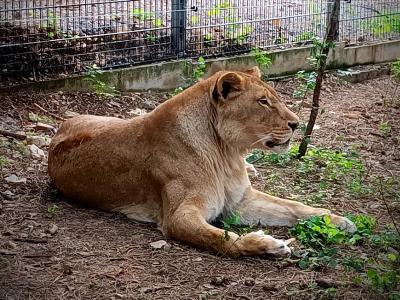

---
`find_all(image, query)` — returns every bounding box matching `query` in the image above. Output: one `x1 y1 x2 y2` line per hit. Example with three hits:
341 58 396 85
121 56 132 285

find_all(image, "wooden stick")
0 129 26 140
33 103 66 121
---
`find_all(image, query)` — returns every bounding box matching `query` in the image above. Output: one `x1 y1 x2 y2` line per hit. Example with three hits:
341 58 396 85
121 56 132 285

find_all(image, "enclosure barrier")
0 0 399 84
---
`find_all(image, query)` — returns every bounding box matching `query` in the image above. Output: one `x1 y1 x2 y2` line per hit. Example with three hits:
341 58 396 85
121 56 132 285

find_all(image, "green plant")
0 155 7 168
379 121 392 138
220 211 254 236
207 1 231 17
84 64 119 99
170 87 184 97
293 71 317 98
250 47 272 69
44 11 59 38
47 204 58 215
362 12 400 38
294 31 316 43
367 269 399 293
392 58 400 80
131 8 154 21
290 215 347 249
192 57 206 81
342 256 367 272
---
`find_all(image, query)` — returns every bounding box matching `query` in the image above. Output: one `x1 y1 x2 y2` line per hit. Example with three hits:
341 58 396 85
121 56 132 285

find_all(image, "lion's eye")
258 98 270 107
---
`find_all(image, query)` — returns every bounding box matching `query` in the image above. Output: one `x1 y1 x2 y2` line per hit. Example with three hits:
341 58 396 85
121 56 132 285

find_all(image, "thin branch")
0 129 26 140
33 103 66 121
378 177 400 236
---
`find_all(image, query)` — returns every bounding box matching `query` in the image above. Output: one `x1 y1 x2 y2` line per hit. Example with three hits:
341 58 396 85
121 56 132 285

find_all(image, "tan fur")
48 67 355 258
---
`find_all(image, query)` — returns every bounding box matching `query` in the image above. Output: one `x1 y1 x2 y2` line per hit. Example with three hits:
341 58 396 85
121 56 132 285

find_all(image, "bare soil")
0 74 399 299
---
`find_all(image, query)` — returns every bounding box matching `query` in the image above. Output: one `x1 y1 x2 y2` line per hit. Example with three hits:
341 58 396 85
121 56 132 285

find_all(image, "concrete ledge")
2 40 400 92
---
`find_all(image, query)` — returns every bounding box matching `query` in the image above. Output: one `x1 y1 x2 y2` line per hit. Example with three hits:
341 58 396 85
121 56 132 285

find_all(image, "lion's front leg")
160 183 293 257
237 188 356 233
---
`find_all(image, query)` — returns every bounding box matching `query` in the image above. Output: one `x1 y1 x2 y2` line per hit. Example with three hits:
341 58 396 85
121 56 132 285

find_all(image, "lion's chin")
265 139 291 153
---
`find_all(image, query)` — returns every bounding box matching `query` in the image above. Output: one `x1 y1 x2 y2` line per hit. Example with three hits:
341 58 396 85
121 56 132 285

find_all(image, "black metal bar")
171 0 186 57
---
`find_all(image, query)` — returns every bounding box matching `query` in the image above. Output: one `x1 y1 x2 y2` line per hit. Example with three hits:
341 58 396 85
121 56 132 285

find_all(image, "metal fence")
0 0 399 84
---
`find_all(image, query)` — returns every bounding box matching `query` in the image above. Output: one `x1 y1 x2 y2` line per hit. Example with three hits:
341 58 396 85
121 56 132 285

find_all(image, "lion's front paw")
239 230 293 257
330 215 357 234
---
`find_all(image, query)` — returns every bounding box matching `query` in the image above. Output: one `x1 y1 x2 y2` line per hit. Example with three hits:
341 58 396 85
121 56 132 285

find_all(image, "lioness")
48 66 355 257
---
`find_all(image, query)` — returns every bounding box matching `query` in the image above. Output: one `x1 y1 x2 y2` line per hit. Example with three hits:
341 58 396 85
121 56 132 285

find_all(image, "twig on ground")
0 129 26 140
33 103 66 121
378 177 400 236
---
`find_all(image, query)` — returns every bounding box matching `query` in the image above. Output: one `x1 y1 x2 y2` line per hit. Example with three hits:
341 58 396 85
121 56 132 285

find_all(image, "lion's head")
206 66 299 153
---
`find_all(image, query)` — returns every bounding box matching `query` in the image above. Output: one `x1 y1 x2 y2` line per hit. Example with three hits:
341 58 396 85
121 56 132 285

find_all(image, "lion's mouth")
265 139 290 148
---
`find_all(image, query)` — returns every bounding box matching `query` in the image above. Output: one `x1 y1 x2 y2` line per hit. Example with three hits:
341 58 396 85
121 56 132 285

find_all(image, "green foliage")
84 64 119 99
392 58 400 80
362 12 400 37
44 11 59 38
131 8 154 21
192 57 206 81
298 247 339 270
289 215 347 249
221 211 241 230
294 31 316 43
367 269 399 293
379 121 392 138
47 204 58 215
0 155 7 168
342 256 367 272
250 47 272 69
369 228 400 250
293 71 317 98
207 1 232 17
221 211 254 236
169 87 184 97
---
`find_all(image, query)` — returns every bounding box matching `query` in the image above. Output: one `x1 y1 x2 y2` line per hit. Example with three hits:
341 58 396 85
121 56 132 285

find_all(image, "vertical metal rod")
171 0 186 57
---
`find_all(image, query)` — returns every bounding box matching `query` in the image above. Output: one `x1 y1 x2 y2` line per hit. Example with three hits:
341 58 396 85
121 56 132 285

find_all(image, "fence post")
171 0 187 57
326 0 340 41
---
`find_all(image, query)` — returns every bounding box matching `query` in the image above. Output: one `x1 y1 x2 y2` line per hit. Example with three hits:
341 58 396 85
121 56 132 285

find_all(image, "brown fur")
48 67 356 257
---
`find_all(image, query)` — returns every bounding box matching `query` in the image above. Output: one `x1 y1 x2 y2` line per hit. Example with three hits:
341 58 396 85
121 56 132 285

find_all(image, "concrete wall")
7 40 400 92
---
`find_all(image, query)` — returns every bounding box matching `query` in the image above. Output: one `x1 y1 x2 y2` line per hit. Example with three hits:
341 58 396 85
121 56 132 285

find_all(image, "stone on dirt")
27 135 51 148
64 110 80 118
4 174 27 184
28 144 46 159
150 240 168 249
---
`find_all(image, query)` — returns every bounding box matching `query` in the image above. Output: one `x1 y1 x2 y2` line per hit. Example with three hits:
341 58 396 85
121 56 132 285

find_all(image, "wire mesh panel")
0 0 173 82
0 0 399 84
186 0 400 58
340 0 400 44
186 0 329 57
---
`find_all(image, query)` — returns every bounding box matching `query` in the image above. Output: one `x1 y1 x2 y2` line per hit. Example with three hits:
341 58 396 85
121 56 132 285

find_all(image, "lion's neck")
152 83 245 170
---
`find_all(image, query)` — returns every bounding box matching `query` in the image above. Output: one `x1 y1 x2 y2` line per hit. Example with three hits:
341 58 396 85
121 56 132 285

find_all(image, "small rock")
4 174 27 184
211 276 229 286
27 135 50 147
262 283 278 291
244 277 255 286
6 241 17 250
193 257 202 262
32 122 56 132
128 108 146 116
28 144 46 159
315 278 339 288
343 113 359 119
150 240 168 249
64 110 80 118
48 223 58 235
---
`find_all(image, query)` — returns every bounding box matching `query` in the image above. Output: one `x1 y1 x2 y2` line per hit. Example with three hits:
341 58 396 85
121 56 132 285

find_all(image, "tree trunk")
298 0 340 158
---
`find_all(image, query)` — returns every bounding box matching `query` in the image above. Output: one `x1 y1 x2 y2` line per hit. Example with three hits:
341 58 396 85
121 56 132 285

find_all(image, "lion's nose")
288 121 299 131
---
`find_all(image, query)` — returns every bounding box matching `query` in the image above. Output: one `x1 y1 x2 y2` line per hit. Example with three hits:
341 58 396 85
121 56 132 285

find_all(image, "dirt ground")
0 73 399 299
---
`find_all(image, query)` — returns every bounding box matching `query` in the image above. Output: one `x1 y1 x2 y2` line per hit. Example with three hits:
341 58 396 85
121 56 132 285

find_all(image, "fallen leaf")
150 240 168 249
4 174 27 184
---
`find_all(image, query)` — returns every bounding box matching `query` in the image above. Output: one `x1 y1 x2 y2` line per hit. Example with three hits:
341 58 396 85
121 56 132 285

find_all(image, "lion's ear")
245 66 262 78
213 72 244 102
